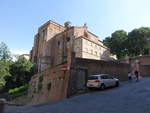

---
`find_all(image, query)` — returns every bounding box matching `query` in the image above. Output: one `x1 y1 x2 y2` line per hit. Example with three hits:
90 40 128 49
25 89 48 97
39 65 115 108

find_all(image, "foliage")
103 27 150 59
33 88 36 93
0 42 36 93
4 56 35 90
38 83 42 91
38 75 44 91
127 27 150 56
103 30 128 59
0 42 12 89
8 84 28 99
39 75 44 83
0 60 11 89
0 42 11 60
47 82 51 90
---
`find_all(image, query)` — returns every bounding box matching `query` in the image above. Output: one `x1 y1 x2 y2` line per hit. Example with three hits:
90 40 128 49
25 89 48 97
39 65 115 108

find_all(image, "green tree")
0 42 11 60
0 60 11 89
0 42 11 89
4 56 35 90
103 30 128 59
127 27 150 56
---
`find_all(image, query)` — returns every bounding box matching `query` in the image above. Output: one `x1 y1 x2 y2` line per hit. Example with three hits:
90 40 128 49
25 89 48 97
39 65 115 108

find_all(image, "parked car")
87 74 119 90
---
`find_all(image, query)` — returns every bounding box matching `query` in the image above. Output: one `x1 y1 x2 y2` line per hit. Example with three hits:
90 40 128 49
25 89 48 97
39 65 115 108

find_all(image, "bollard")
0 99 6 113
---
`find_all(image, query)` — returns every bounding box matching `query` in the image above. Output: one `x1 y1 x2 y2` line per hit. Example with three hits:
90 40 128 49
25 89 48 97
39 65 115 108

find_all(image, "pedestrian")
134 70 139 82
128 72 132 81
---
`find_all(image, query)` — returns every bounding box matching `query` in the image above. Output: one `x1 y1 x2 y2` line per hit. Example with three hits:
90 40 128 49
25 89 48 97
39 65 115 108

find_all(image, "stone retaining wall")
28 63 70 104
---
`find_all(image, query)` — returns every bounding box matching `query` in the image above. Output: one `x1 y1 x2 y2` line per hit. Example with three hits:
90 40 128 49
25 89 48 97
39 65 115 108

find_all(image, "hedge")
8 84 29 99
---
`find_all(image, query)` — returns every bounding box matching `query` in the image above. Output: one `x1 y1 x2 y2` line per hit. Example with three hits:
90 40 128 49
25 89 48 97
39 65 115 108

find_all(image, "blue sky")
0 0 150 54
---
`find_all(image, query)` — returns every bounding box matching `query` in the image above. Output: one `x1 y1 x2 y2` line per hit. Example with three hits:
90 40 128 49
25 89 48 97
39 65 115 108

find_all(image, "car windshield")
106 74 114 79
101 74 114 79
88 76 98 80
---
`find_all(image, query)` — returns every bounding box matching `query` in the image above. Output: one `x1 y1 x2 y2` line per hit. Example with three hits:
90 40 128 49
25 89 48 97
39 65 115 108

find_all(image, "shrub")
39 75 44 83
38 83 42 91
33 88 36 93
8 84 28 99
47 82 51 90
37 74 44 92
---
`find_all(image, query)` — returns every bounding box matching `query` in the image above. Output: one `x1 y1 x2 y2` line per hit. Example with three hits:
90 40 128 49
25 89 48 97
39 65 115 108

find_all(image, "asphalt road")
5 77 150 113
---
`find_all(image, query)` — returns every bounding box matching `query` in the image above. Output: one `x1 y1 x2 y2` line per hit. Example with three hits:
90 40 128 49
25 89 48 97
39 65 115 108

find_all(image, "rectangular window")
88 76 98 80
58 41 60 46
95 51 97 56
91 50 93 54
66 37 70 42
42 29 47 41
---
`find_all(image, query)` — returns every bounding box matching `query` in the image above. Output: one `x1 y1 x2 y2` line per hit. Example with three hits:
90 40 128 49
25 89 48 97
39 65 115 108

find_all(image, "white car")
87 74 119 90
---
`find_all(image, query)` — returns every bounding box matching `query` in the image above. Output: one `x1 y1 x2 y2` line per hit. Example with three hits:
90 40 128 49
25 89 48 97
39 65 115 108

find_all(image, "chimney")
64 21 71 29
84 23 87 27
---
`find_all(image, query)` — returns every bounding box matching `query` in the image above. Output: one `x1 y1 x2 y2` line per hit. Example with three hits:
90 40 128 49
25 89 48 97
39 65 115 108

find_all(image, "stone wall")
65 57 131 97
28 53 150 104
28 63 70 104
121 55 150 66
139 65 150 77
138 56 150 65
73 58 131 81
12 95 29 105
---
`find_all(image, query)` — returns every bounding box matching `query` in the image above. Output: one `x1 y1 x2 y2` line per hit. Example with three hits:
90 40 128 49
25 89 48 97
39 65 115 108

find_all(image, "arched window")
58 41 60 46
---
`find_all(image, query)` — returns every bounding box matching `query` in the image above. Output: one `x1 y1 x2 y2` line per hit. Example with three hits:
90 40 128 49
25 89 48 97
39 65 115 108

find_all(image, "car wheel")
115 81 119 87
100 84 105 90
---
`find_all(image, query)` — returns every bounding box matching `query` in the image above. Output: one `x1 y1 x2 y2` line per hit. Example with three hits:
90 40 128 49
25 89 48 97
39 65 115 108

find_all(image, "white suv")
87 74 119 90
